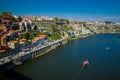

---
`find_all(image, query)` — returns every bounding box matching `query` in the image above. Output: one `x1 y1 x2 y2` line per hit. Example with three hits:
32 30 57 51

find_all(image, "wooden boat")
82 60 89 69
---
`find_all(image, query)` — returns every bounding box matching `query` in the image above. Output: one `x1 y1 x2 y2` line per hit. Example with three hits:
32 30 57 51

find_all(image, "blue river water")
2 34 120 80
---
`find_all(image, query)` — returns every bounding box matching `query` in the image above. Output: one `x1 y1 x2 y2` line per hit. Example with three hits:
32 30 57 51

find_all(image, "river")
1 34 120 80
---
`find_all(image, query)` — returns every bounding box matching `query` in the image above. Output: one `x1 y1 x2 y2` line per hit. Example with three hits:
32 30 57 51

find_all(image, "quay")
0 36 73 74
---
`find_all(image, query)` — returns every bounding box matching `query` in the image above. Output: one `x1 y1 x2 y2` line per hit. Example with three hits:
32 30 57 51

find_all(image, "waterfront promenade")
0 36 72 66
13 34 120 80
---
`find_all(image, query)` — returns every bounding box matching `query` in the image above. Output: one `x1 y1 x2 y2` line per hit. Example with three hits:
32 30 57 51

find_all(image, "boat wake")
72 68 83 79
72 60 89 79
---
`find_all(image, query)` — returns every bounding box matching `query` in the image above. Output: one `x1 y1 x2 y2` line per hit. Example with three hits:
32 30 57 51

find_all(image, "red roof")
39 35 46 39
2 19 11 22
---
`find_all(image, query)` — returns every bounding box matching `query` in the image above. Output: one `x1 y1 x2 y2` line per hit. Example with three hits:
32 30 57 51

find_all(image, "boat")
82 60 89 69
105 47 109 51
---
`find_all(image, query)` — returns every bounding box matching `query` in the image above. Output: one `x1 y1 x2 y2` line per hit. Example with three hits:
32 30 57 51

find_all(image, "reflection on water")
0 70 32 80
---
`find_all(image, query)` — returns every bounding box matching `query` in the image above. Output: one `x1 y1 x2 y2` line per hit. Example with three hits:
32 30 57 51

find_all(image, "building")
36 16 42 21
32 35 47 46
7 41 19 49
0 45 7 53
70 24 82 31
0 24 8 45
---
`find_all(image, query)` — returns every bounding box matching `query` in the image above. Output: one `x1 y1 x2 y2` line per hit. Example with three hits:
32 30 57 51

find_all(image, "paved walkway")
0 36 71 65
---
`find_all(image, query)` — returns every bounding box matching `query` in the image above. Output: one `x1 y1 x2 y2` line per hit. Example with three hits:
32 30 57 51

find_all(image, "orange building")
2 16 11 23
0 45 7 53
0 24 8 45
32 35 46 42
39 35 46 39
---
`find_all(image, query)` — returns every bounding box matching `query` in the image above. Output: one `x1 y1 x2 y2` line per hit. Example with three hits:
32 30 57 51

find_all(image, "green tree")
1 11 12 18
23 33 30 40
79 22 86 24
1 11 18 22
54 17 59 22
29 33 34 40
12 16 17 22
19 35 23 39
104 21 114 24
62 25 70 31
17 16 22 22
104 26 109 30
59 18 65 22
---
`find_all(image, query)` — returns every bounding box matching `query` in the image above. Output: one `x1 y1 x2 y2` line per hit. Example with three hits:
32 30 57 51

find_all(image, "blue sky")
0 0 120 22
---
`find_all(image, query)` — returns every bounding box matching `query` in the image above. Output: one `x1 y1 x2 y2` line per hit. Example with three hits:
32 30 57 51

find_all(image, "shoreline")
96 32 120 34
21 32 120 60
0 32 119 76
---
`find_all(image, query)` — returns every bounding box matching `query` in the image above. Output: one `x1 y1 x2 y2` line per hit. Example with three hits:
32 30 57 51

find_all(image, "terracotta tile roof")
2 19 11 22
0 45 7 53
39 35 46 39
9 41 18 43
32 35 46 42
19 42 25 45
0 50 6 53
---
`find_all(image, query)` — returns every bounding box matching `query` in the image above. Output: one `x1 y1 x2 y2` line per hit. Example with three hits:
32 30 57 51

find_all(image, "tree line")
0 11 22 22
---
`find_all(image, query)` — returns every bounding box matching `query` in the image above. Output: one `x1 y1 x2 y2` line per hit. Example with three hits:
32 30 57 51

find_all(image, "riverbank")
68 33 94 41
30 32 120 60
11 33 120 80
0 32 112 76
97 32 120 34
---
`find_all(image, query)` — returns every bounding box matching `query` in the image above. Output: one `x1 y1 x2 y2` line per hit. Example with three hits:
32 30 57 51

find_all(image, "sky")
0 0 120 22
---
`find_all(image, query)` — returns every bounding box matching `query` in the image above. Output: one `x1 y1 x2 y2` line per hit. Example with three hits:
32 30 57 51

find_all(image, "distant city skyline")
0 0 120 22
